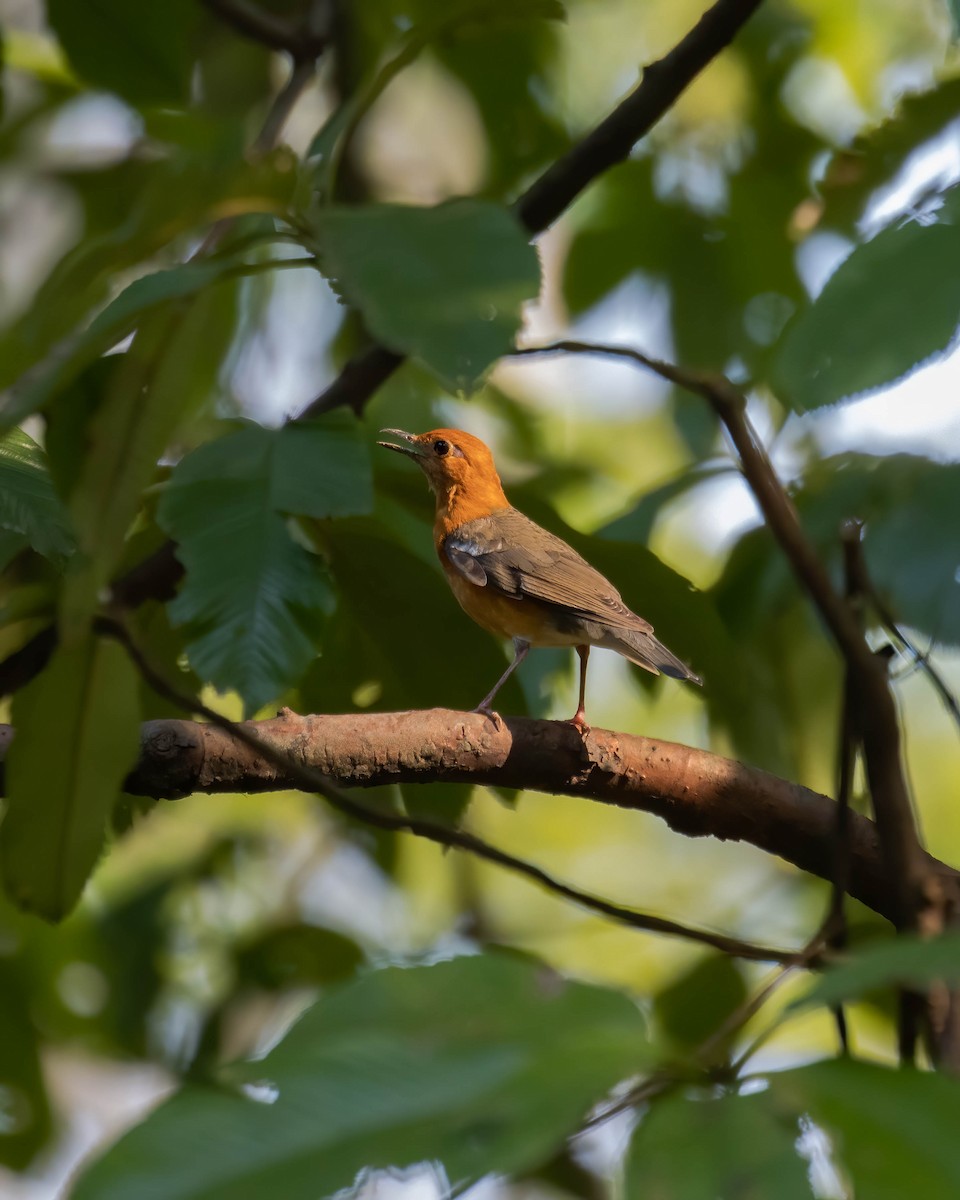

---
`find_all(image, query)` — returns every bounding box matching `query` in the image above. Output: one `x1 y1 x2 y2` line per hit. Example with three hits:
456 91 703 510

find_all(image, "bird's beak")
377 429 425 458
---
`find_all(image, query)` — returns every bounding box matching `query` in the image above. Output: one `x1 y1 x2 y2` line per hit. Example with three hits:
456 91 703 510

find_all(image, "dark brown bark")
1 708 947 927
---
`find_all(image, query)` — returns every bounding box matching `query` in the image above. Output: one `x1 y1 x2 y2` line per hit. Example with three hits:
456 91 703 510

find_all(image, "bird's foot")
568 708 591 736
472 703 505 732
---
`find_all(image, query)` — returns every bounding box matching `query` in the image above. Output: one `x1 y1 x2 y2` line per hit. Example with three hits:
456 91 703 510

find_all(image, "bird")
378 428 701 730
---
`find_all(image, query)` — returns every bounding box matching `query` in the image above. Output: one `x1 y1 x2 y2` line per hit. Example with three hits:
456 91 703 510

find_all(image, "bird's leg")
570 645 591 734
473 637 529 729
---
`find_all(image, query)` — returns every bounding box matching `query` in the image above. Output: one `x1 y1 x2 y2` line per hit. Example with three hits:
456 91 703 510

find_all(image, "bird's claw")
473 703 505 732
569 710 591 736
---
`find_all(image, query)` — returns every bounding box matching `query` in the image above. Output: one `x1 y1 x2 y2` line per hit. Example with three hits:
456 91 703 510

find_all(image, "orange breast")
440 558 582 647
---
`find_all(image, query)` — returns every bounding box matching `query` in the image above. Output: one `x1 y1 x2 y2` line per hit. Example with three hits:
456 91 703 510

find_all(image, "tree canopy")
1 0 960 1196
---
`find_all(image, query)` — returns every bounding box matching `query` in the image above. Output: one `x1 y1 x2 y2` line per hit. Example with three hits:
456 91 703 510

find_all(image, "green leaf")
59 290 235 640
818 78 960 234
772 203 960 409
0 154 298 413
0 429 74 561
46 0 198 107
234 924 364 990
315 201 540 392
4 258 237 431
653 954 748 1054
0 960 52 1169
561 51 818 425
157 417 372 715
75 954 647 1200
2 635 141 920
626 1088 810 1200
773 1059 960 1198
600 462 735 545
317 0 565 199
793 932 960 1013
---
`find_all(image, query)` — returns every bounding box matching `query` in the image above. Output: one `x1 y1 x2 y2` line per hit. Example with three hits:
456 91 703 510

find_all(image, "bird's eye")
433 438 450 457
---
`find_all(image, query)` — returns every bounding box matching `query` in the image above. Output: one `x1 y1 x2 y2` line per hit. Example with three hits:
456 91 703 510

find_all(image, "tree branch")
514 339 946 935
2 708 952 928
200 0 330 60
513 0 765 233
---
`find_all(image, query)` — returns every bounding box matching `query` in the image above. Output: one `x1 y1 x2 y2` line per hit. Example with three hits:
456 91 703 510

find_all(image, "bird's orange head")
378 428 510 530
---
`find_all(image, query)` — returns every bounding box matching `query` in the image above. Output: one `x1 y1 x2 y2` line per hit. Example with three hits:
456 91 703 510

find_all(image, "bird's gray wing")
443 509 653 634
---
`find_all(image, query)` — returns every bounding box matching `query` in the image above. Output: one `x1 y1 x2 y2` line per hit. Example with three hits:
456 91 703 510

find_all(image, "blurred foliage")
0 0 959 1195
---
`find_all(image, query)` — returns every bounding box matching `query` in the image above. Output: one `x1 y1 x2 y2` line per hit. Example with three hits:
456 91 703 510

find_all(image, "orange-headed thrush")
378 428 701 729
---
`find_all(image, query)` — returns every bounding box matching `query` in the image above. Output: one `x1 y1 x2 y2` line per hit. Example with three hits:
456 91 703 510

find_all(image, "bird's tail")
600 629 703 686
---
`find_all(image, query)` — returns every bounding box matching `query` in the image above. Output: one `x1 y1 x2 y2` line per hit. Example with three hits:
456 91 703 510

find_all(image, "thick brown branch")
3 709 950 927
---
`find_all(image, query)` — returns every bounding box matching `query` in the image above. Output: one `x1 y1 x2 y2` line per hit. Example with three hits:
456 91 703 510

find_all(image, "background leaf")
46 0 199 107
58 290 235 639
773 1059 960 1199
0 960 52 1169
793 932 960 1012
1 635 141 919
626 1087 810 1200
772 199 960 410
716 454 960 648
75 954 647 1200
0 428 74 561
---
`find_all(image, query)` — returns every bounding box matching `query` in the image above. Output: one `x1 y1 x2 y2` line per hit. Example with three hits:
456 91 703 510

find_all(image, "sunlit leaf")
2 635 141 920
75 955 647 1200
772 198 960 409
315 201 540 393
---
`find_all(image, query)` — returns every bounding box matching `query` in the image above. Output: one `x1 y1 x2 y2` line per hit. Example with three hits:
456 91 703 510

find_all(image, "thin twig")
587 924 832 1130
829 518 865 1054
101 619 800 966
870 600 960 737
253 57 318 154
201 0 330 60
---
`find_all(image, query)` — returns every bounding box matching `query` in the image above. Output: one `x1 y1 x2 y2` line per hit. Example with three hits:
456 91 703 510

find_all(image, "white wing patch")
445 539 488 586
